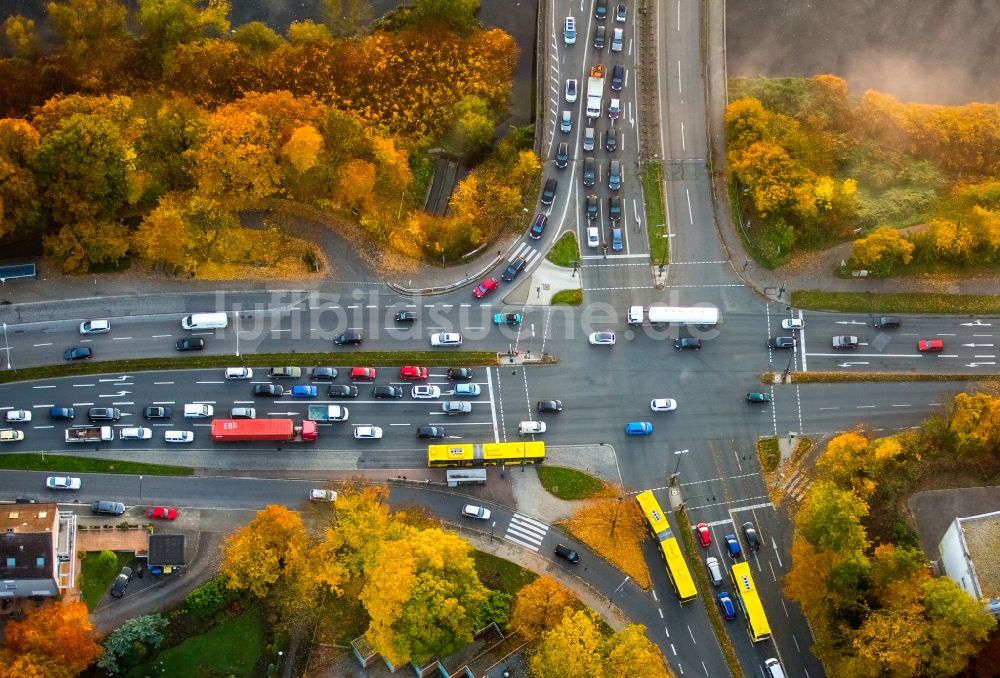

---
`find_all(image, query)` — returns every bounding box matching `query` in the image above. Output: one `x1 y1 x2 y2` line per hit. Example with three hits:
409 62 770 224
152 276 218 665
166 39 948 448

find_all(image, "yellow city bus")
427 441 545 468
635 490 697 602
730 561 771 642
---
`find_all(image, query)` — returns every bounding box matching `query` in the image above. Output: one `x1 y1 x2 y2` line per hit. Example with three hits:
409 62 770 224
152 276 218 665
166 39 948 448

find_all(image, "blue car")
611 227 623 251
625 421 653 436
49 407 75 420
718 592 737 620
724 534 742 559
291 385 318 399
454 383 482 398
493 313 522 326
529 213 547 240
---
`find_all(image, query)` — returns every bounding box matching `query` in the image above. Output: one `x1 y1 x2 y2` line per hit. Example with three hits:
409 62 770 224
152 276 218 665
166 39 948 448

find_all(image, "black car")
529 213 547 240
555 142 568 169
110 566 133 598
372 385 403 399
611 64 624 91
328 384 359 398
608 196 622 223
417 426 446 439
537 400 564 413
605 127 617 152
674 338 702 350
501 256 527 283
310 367 337 381
63 346 93 361
143 406 172 419
873 315 901 329
175 338 205 351
394 311 417 322
585 194 598 221
594 0 607 20
49 407 75 420
254 384 284 397
540 177 558 206
582 157 595 187
334 330 363 345
742 521 761 551
768 336 796 349
555 544 580 563
91 500 126 516
448 367 473 380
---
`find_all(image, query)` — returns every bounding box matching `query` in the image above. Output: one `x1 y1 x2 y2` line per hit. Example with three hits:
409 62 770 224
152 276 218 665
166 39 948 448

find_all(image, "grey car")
608 196 622 223
91 500 126 516
606 127 617 152
442 401 473 415
582 157 595 187
608 159 621 191
555 142 568 169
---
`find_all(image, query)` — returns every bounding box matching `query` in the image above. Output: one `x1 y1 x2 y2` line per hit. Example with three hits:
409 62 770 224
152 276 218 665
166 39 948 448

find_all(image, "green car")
746 392 772 404
493 312 522 326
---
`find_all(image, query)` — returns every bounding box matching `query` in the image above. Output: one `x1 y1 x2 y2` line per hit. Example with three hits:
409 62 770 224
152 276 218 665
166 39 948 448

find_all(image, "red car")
399 366 428 381
472 277 498 299
146 506 178 520
918 339 944 352
350 367 376 381
695 523 712 548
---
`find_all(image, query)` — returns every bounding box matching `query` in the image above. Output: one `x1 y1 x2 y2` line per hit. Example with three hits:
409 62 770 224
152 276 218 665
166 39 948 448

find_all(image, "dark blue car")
49 407 75 420
724 534 742 559
529 213 547 240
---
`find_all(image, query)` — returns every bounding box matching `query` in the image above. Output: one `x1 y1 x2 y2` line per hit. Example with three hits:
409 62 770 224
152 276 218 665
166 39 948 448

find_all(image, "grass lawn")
473 551 537 594
0 351 499 385
791 289 1000 315
550 289 582 305
0 453 192 476
641 162 669 265
80 551 133 610
756 438 780 472
537 466 607 500
547 231 579 267
126 607 266 678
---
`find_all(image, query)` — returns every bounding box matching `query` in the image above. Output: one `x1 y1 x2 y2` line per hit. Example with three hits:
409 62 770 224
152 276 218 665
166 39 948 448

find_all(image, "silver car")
442 401 473 415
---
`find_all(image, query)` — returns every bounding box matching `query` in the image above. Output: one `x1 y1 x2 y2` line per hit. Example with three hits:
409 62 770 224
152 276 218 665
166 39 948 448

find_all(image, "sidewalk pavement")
503 259 582 307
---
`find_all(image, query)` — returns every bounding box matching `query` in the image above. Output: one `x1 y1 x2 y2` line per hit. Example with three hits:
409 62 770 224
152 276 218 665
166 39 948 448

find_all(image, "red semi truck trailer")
210 419 318 443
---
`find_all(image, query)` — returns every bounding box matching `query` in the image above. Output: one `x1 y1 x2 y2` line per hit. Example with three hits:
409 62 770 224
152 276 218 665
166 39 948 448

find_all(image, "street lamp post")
2 322 10 370
138 475 143 503
670 449 689 483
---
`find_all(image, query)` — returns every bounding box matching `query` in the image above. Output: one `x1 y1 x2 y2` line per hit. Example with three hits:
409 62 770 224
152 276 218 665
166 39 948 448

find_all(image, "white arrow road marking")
837 362 870 367
966 362 997 367
961 321 992 326
99 391 131 398
835 320 867 325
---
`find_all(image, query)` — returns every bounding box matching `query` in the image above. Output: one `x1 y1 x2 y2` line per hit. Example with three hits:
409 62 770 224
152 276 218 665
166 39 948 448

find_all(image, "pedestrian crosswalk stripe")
504 513 549 552
510 242 541 264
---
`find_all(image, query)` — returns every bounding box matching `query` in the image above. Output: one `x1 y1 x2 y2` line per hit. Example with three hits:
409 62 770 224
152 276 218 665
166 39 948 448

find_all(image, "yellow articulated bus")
635 490 697 603
730 561 771 642
427 441 545 468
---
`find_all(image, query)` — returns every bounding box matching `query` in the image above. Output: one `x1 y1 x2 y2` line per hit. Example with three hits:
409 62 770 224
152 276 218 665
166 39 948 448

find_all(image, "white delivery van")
181 313 228 330
165 430 195 443
518 421 546 435
764 658 785 678
183 404 213 418
225 367 253 380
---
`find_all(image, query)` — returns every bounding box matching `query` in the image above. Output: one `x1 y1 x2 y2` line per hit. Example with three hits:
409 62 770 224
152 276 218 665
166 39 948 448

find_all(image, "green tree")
33 113 130 224
918 577 997 676
529 609 606 678
137 0 230 59
797 480 868 554
473 589 511 630
0 118 42 239
47 0 128 62
321 0 373 38
361 528 488 665
231 21 284 55
98 614 169 673
410 0 480 32
451 95 493 153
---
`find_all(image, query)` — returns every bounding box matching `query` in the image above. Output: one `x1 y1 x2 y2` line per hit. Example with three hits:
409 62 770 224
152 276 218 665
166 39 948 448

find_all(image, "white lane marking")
195 381 224 384
32 343 53 347
112 337 133 341
32 385 56 389
73 384 95 387
153 382 174 385
32 404 54 408
151 334 172 338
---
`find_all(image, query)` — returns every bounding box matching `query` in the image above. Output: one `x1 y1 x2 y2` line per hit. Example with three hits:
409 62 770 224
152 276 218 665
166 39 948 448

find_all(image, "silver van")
181 312 228 330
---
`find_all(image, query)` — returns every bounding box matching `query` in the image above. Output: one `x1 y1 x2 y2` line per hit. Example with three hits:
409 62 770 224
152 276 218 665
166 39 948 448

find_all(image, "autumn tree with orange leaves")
0 601 102 677
564 494 650 590
509 576 577 638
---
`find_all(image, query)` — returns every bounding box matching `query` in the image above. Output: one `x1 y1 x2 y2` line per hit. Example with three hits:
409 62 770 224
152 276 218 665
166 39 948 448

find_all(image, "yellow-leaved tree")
509 576 576 638
282 124 324 174
528 609 606 678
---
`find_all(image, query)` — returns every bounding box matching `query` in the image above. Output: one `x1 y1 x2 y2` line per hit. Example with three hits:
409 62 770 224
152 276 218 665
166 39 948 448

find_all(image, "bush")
185 577 240 620
473 589 512 630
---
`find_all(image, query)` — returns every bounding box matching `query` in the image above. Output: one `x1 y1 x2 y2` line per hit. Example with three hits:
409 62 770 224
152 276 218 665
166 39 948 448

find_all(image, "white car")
430 333 463 347
4 410 31 423
46 476 81 490
119 427 153 440
650 398 678 412
608 98 621 120
164 430 195 443
565 78 578 103
411 385 441 399
79 319 111 334
462 504 491 520
781 318 804 330
354 425 383 439
518 420 546 435
0 429 25 442
587 226 600 248
309 489 337 502
589 331 616 346
224 367 253 380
